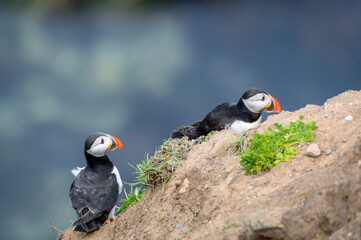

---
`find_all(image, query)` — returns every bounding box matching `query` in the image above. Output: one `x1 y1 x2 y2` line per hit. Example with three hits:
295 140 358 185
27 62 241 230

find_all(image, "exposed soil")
60 90 361 240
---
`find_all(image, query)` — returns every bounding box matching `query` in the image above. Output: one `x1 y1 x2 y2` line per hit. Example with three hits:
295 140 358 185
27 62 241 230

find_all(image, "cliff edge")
60 90 361 240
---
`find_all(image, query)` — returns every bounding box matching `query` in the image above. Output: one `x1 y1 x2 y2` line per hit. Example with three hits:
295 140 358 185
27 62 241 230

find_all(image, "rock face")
59 90 361 240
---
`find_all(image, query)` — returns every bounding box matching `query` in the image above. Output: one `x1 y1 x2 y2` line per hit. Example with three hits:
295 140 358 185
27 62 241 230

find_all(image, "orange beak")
108 135 124 151
264 95 282 113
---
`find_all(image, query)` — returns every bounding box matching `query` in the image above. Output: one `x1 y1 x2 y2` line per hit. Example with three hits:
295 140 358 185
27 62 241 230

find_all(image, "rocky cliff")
60 90 361 240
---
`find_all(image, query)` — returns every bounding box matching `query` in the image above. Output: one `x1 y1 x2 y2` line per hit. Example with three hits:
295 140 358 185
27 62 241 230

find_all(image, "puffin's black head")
84 132 123 157
241 88 282 113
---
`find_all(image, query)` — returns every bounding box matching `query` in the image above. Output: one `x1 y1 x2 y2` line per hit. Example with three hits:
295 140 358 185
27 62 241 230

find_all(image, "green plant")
193 209 200 218
236 116 317 175
233 132 248 152
223 221 238 229
115 186 144 214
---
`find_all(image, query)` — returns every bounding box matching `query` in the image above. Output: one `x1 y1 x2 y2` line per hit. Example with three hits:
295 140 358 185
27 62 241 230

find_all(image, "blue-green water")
0 1 360 239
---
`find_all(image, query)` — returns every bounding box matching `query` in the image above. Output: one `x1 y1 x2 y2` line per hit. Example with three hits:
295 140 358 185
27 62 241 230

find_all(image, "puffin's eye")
100 138 104 144
261 96 265 101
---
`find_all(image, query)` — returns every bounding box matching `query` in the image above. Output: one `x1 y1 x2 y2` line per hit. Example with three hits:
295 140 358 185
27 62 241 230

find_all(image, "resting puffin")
69 132 123 233
171 88 281 139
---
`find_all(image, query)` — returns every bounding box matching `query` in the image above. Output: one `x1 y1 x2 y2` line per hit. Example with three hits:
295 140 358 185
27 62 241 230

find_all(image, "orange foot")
105 216 118 224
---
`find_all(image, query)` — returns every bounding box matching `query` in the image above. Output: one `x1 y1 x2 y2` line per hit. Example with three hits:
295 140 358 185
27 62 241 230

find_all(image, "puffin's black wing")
197 102 240 134
69 168 118 230
171 102 238 139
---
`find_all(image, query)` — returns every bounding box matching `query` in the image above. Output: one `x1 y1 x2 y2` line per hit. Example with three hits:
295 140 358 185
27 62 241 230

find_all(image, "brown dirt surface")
59 90 361 240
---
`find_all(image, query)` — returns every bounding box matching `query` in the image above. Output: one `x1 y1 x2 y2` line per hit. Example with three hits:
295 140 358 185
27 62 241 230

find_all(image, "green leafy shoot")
236 116 317 175
115 186 144 214
233 132 248 152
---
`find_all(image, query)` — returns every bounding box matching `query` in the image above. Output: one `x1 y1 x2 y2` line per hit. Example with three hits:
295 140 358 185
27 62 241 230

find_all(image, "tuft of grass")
131 132 215 187
129 138 192 187
236 116 317 175
116 132 215 214
194 131 216 144
115 186 144 214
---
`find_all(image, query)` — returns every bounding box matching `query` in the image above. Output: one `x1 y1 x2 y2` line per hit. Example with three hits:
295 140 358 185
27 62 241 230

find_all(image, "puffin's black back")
70 161 119 232
170 88 266 139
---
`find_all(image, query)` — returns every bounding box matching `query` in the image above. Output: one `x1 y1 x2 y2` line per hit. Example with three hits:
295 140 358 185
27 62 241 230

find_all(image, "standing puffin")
69 132 123 233
170 88 281 139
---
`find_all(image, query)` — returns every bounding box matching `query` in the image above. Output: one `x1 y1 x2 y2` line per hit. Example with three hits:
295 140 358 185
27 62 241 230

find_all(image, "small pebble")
345 115 353 121
214 181 221 185
209 200 215 205
325 149 332 155
174 180 182 186
331 144 339 151
248 185 254 190
289 173 293 178
202 220 209 224
358 160 361 167
176 224 182 229
306 143 321 157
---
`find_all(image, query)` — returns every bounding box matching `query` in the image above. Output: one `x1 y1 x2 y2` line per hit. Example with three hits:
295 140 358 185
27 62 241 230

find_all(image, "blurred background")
0 0 360 239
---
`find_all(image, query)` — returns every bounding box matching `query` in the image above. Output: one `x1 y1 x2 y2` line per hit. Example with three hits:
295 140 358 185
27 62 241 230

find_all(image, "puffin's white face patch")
242 93 271 113
86 136 112 157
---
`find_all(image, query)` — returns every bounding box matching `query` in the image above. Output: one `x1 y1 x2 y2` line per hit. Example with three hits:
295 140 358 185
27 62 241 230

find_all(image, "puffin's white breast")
111 166 123 195
228 115 262 134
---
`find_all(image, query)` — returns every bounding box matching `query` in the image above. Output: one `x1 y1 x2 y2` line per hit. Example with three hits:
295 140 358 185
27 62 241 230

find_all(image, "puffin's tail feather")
74 225 86 232
73 210 100 226
74 222 101 233
73 210 109 233
170 121 201 139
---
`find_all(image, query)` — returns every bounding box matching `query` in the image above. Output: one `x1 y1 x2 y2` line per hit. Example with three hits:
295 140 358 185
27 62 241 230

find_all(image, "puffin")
69 132 123 233
170 88 281 139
